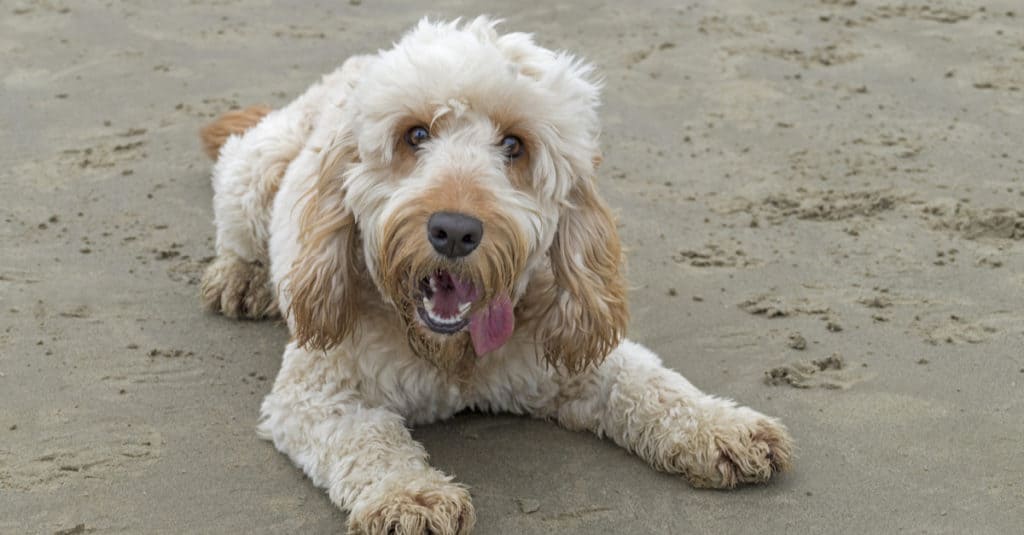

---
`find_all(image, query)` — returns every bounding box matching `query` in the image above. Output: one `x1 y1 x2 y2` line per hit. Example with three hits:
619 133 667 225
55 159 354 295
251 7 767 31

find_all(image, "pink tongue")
469 294 514 356
449 274 477 302
433 272 478 318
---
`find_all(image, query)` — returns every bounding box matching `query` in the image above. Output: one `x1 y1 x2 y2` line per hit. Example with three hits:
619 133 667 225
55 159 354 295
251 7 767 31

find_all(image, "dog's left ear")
539 156 628 372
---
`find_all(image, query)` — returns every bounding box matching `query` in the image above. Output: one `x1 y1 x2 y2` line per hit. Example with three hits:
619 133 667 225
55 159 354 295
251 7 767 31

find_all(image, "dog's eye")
500 135 524 160
405 126 430 149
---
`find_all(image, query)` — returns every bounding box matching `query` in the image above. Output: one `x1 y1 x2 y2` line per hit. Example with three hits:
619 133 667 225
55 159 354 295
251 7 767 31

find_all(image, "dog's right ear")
285 54 376 351
285 136 361 352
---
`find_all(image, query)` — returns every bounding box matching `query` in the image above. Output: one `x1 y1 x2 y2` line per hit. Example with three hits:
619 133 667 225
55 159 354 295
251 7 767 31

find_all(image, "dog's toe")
347 479 475 535
200 254 279 320
711 417 792 488
687 412 793 489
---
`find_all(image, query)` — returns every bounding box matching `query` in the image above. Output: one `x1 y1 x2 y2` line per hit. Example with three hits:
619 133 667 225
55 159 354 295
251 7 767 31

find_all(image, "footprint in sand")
764 353 870 390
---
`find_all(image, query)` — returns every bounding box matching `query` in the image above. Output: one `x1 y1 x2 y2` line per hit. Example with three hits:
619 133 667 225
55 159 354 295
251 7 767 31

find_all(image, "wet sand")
2 1 1022 533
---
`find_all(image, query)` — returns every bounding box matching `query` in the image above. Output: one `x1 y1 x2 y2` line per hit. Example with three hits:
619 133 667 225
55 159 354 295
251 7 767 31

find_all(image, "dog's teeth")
420 292 470 328
426 308 461 325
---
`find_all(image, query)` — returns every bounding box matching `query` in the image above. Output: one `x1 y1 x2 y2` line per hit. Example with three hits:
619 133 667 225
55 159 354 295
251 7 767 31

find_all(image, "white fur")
203 18 791 534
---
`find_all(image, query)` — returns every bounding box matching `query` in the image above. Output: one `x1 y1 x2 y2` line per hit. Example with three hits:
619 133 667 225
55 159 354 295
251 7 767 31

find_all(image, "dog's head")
287 18 627 373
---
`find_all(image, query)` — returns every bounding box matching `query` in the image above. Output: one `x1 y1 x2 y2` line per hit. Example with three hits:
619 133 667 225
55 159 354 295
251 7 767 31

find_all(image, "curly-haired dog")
199 17 792 534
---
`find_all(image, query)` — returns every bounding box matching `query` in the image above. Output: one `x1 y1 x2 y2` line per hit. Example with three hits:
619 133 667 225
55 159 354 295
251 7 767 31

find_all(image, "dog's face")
288 18 628 373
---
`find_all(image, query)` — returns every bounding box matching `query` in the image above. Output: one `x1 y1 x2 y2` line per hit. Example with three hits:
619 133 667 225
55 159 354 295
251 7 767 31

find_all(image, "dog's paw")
347 478 475 535
686 408 793 489
200 254 279 319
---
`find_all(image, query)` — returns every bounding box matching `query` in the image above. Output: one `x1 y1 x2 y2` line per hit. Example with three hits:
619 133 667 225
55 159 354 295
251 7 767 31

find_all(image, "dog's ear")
285 138 361 352
539 163 628 372
285 54 377 351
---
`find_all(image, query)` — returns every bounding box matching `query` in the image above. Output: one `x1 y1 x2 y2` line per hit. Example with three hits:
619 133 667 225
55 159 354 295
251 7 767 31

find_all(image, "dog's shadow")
413 411 699 532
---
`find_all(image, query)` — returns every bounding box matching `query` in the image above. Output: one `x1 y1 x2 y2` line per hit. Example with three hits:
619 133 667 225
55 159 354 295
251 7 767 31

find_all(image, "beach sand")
2 1 1022 533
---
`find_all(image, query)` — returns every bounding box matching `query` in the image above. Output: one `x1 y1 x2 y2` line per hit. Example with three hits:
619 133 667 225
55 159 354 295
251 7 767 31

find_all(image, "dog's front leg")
258 343 474 534
550 340 793 489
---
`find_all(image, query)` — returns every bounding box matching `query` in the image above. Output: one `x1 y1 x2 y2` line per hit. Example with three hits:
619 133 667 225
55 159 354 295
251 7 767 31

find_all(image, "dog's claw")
200 254 279 320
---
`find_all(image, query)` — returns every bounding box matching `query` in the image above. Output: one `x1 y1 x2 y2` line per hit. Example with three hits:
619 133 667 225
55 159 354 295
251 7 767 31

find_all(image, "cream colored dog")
199 17 792 534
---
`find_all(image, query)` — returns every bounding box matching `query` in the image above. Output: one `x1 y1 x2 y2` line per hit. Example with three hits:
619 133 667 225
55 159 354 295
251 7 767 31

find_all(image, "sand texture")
2 1 1023 533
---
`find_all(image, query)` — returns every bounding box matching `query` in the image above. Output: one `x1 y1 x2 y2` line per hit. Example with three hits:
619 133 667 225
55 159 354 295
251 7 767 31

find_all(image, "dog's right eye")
404 126 430 149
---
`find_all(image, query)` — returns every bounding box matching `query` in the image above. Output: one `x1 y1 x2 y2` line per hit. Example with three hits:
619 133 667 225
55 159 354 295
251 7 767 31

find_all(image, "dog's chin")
404 319 474 377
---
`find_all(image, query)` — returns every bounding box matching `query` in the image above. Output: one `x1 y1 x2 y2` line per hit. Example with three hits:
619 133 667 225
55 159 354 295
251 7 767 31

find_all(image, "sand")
2 1 1022 533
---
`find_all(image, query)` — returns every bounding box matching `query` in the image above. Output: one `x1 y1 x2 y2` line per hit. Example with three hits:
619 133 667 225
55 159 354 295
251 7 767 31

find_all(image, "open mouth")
413 269 516 356
416 270 478 335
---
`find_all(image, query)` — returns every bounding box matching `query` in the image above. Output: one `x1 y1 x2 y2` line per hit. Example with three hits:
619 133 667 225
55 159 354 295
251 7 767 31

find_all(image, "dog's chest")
341 335 559 425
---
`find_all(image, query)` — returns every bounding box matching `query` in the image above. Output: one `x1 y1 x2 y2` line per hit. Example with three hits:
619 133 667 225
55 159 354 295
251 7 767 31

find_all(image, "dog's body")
200 18 791 534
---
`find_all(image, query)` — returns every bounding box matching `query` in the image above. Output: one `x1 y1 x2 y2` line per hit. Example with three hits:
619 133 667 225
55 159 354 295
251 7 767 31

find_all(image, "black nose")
427 212 483 258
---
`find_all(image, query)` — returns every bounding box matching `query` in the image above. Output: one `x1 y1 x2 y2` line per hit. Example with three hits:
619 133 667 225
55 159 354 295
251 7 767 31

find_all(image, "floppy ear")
285 139 361 352
539 168 629 372
284 54 377 351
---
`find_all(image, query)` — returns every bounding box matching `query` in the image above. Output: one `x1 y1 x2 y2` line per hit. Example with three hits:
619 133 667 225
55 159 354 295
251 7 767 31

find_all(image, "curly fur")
199 17 793 534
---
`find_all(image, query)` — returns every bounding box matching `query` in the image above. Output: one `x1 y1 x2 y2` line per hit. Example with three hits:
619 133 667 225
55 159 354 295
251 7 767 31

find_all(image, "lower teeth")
423 297 469 325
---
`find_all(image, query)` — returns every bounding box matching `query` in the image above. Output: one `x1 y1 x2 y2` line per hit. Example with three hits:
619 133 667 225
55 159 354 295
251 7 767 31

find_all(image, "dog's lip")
419 276 435 300
416 305 470 334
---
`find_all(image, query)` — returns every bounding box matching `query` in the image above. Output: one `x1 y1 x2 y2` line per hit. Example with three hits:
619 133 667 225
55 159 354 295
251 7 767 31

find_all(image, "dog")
198 17 792 534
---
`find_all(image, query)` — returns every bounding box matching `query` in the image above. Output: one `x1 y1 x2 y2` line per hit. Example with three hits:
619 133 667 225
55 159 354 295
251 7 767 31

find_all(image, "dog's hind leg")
199 58 372 320
200 253 278 319
199 106 310 319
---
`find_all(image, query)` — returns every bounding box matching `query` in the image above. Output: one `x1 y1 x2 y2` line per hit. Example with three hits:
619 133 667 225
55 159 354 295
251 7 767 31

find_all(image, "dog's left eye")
405 126 430 149
500 135 524 160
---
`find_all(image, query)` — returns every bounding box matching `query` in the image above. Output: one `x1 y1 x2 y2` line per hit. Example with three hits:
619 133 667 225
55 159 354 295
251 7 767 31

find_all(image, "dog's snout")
427 212 483 258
